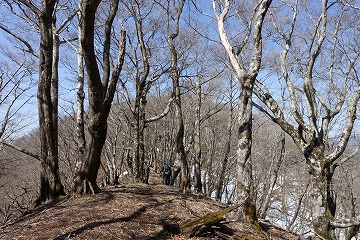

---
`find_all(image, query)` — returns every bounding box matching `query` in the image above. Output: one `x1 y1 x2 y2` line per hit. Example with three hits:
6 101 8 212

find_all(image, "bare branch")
334 141 360 167
103 30 127 113
327 85 360 162
0 24 39 58
1 141 40 161
330 217 360 228
337 0 360 10
145 96 174 123
17 0 41 16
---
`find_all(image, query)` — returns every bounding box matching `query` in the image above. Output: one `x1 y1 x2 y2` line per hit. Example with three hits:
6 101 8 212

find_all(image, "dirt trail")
0 174 308 240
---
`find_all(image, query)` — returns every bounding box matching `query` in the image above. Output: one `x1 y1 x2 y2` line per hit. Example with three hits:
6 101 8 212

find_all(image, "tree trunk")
133 95 146 183
258 132 285 219
167 0 188 192
216 76 234 201
173 82 189 192
73 0 103 194
73 0 125 194
236 81 256 222
34 0 65 206
307 152 336 239
213 0 272 222
194 82 202 193
74 8 86 174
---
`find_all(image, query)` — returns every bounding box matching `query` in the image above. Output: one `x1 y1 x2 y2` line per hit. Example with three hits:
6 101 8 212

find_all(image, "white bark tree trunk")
213 0 272 222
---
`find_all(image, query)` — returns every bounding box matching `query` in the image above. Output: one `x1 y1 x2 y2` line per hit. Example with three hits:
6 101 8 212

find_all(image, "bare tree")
257 130 285 219
11 0 67 205
253 0 360 238
167 0 190 192
1 0 81 205
216 75 235 200
73 0 126 194
117 0 173 183
212 0 272 223
0 63 34 142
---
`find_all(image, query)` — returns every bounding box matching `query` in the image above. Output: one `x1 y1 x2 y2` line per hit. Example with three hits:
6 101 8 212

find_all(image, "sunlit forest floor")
0 172 313 240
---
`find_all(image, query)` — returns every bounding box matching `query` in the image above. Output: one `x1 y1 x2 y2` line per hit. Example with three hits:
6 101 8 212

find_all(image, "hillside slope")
0 180 310 240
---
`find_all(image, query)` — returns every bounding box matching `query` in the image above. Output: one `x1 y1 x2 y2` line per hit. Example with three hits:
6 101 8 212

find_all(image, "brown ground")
0 174 310 240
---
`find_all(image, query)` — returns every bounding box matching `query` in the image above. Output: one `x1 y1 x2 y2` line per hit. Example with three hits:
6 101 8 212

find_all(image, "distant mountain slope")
0 182 311 240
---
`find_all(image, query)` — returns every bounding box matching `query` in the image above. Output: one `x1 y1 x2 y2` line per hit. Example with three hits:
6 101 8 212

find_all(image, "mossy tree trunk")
306 147 336 239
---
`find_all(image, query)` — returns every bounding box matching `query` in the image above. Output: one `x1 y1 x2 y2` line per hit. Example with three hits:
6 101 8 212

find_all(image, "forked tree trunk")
73 0 125 194
213 0 272 222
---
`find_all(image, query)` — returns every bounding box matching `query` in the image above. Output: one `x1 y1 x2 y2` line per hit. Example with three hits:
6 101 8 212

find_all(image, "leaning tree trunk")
35 0 65 206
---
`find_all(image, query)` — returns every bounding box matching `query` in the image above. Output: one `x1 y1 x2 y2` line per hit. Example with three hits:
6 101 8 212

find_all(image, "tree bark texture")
236 81 256 222
75 9 86 174
306 147 336 240
35 0 65 206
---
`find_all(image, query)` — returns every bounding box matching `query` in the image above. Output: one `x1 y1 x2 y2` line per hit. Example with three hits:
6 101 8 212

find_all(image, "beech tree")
73 0 126 194
1 0 80 204
212 0 272 223
167 0 190 192
117 0 173 183
253 0 360 238
11 0 67 205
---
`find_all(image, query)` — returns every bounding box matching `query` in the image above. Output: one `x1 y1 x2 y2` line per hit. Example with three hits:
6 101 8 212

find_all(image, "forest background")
0 0 359 239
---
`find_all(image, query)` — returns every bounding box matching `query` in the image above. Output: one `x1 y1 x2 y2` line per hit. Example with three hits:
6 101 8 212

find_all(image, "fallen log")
180 204 240 237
